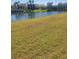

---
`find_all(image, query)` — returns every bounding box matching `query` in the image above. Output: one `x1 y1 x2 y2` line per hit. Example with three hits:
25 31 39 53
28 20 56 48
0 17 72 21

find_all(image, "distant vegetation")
11 1 67 13
47 2 67 11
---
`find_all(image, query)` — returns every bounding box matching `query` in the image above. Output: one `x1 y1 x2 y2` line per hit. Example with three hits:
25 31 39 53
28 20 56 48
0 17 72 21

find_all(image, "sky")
11 0 67 5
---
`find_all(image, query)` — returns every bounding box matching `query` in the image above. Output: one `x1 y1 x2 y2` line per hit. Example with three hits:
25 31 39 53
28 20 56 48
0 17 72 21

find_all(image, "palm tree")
28 0 34 4
28 0 35 12
47 0 53 11
14 1 20 8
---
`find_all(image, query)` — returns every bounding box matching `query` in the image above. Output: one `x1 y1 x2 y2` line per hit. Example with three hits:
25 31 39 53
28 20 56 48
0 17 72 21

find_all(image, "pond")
11 11 63 21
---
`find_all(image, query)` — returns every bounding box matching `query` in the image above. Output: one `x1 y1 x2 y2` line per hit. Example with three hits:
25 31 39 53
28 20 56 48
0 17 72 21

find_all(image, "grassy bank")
12 13 67 59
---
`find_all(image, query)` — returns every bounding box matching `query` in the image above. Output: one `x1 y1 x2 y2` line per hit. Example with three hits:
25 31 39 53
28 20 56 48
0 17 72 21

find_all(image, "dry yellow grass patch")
12 13 67 59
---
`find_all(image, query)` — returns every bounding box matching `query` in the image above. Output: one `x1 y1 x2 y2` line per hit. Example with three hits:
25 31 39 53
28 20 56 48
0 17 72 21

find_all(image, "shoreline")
12 12 66 23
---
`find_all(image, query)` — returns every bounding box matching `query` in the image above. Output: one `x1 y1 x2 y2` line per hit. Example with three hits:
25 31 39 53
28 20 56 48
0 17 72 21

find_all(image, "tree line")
11 1 67 13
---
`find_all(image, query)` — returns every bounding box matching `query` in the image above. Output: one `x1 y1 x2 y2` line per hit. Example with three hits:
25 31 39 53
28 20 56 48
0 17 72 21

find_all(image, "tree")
14 1 20 8
47 2 53 11
27 0 35 12
57 2 67 11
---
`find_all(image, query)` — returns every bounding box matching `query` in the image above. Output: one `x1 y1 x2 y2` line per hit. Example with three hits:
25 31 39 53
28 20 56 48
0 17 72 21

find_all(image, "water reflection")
28 12 35 19
11 11 63 21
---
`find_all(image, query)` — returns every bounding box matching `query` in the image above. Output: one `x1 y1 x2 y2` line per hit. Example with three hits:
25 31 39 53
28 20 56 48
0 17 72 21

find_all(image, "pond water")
11 11 63 21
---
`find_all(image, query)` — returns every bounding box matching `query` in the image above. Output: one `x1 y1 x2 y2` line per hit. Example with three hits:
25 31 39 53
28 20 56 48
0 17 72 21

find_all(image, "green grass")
12 13 67 59
33 9 47 12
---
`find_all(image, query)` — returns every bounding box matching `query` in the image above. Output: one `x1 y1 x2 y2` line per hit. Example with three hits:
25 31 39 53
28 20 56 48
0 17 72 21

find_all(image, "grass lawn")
12 13 67 59
33 9 47 12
